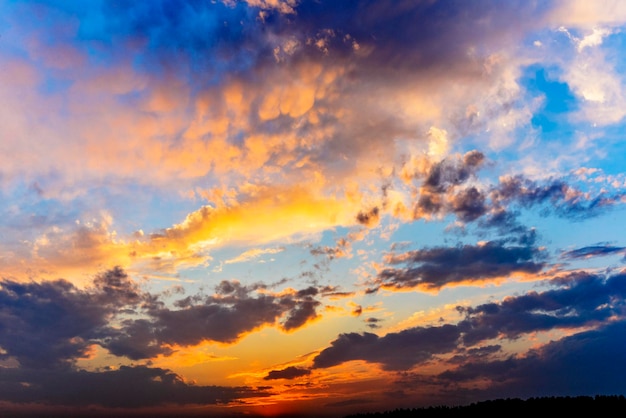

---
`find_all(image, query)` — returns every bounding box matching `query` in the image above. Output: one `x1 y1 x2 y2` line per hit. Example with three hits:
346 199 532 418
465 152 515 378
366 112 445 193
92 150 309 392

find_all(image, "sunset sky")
3 0 626 416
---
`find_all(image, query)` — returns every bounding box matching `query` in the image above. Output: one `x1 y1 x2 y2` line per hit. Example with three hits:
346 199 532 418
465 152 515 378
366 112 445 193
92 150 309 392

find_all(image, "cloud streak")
372 240 545 292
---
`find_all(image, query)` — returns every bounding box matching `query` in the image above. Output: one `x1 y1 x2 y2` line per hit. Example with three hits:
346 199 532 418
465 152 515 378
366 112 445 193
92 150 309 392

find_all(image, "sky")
2 0 626 416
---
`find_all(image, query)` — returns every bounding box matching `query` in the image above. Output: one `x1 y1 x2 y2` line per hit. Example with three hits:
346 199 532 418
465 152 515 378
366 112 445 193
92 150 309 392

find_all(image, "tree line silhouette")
345 395 626 417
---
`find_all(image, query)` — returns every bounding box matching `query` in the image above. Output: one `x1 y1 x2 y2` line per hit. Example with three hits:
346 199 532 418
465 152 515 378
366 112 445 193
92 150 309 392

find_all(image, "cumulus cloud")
0 0 551 222
4 0 614 286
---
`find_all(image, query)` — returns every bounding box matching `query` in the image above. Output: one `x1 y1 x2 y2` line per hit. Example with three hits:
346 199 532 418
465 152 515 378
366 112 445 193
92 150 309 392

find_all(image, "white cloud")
225 247 285 265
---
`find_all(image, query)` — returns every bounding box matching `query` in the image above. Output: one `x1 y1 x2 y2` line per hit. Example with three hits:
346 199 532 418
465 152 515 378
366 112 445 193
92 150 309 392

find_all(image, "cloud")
2 2 626 414
224 247 285 264
243 0 298 15
144 185 363 257
288 1 546 77
3 0 600 286
0 268 325 365
402 152 624 227
312 324 461 371
491 175 605 215
312 271 626 372
0 365 266 408
0 267 141 369
264 366 311 380
447 345 502 365
549 1 626 28
2 184 368 279
24 157 611 284
0 0 551 207
405 151 487 221
104 280 323 359
438 320 626 399
456 271 626 345
320 285 355 299
310 237 353 261
405 153 622 227
373 240 545 292
562 244 626 259
365 317 383 329
450 187 488 222
356 207 381 227
421 151 486 193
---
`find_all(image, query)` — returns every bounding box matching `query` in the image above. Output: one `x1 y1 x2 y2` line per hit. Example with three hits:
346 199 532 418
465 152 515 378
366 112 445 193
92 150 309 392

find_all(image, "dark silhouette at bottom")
346 395 626 417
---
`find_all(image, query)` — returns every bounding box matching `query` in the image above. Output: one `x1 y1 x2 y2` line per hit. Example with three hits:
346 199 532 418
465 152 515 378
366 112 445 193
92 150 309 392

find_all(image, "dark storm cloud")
562 244 626 259
0 267 326 408
0 267 141 369
313 272 626 371
438 320 626 398
457 271 626 345
103 319 173 360
93 266 143 306
0 268 325 365
147 294 283 347
373 240 544 291
0 365 265 408
103 279 323 358
312 324 461 371
282 294 321 330
263 366 311 380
